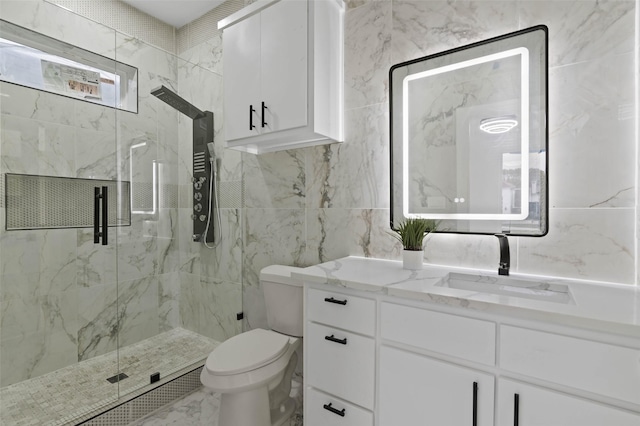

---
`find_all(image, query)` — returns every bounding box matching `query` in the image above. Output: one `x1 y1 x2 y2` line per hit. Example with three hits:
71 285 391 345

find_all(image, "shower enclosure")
0 2 242 424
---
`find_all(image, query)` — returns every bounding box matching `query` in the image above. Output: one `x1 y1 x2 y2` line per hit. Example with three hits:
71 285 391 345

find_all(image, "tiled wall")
0 0 241 388
228 0 639 329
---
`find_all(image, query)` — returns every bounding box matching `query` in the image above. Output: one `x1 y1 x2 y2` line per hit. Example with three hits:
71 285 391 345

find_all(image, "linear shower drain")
106 373 129 384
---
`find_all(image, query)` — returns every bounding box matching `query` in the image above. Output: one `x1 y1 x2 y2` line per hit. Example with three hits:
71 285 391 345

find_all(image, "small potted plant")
391 218 437 270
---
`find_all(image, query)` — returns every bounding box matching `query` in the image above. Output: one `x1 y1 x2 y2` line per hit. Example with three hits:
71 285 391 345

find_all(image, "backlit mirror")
390 26 548 236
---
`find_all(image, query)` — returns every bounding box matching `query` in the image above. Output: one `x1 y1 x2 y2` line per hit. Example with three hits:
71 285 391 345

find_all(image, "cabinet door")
379 346 494 426
260 0 308 133
497 379 640 426
223 12 261 141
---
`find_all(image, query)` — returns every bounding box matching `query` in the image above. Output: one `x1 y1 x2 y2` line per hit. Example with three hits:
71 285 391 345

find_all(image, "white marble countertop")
293 256 640 335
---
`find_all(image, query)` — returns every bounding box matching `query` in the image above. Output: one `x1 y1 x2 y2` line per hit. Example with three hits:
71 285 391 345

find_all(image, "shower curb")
75 363 204 425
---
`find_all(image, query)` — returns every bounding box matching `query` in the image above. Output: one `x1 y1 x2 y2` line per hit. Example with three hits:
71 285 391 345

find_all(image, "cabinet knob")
323 403 346 417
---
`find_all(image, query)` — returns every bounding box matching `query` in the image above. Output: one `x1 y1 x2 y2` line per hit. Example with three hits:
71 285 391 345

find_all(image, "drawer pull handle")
514 393 519 426
323 403 346 417
472 382 478 426
325 334 347 345
324 297 347 305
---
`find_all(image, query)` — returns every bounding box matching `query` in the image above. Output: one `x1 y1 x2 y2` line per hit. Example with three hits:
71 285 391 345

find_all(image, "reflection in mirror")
391 26 548 236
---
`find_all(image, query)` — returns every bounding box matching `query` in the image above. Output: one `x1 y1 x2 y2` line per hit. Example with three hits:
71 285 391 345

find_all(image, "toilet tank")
260 265 304 337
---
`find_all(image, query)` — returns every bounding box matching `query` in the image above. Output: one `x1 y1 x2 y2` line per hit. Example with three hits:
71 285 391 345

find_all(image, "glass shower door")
0 10 122 425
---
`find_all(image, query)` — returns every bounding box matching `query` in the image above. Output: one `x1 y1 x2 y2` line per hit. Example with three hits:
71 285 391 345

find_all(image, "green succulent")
391 218 438 251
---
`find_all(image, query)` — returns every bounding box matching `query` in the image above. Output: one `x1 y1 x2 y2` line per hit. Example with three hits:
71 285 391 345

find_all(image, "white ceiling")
121 0 225 28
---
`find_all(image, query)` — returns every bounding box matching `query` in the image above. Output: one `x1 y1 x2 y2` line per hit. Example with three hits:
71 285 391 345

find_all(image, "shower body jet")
151 85 216 244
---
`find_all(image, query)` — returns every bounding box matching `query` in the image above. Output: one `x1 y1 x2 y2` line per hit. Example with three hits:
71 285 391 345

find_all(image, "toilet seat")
206 329 290 376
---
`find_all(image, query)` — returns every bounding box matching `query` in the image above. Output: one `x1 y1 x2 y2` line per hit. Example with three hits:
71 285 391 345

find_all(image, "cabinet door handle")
325 334 347 345
249 105 256 130
514 393 519 426
261 101 267 127
324 297 347 305
472 382 478 426
323 403 346 417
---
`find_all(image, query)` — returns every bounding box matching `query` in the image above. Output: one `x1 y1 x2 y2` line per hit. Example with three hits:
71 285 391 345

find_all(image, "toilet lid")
206 329 290 376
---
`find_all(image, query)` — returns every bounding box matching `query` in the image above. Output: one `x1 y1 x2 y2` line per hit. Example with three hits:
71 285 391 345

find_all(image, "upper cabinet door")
260 0 308 133
220 0 344 153
223 12 261 141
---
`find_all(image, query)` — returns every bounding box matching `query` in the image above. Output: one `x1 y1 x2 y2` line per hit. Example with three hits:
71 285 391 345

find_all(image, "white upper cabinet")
219 0 344 154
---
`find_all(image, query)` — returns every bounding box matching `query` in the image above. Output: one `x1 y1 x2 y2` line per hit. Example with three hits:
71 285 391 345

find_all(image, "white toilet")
200 265 304 426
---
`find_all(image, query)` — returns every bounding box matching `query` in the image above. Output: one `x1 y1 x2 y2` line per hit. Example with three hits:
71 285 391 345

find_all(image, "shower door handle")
94 186 108 245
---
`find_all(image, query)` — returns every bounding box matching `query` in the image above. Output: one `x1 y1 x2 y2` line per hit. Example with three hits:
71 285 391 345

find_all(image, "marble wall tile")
306 103 389 209
0 115 76 177
157 209 181 275
242 283 268 331
0 82 75 127
199 278 242 341
178 208 201 274
305 208 400 265
0 328 77 387
425 232 518 273
77 281 119 361
549 53 636 208
244 150 306 209
158 272 181 332
391 0 518 65
519 0 636 67
518 208 636 284
75 128 117 180
179 272 203 334
73 102 116 133
0 228 77 290
178 34 224 76
117 276 160 348
76 229 117 288
200 208 243 283
243 208 306 288
344 0 392 109
0 1 117 59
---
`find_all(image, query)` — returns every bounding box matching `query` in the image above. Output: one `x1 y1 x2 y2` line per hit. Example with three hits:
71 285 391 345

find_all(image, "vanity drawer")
306 387 373 426
381 302 496 365
500 325 640 405
307 287 376 336
306 322 375 409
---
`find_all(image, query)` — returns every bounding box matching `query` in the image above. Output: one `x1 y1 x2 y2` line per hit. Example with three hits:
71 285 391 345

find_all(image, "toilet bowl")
200 265 304 426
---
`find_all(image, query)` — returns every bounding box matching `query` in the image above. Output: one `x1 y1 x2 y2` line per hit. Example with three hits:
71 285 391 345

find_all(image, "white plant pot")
403 250 424 270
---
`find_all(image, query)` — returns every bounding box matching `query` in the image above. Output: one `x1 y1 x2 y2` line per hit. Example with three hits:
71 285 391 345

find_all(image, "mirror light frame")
390 25 549 236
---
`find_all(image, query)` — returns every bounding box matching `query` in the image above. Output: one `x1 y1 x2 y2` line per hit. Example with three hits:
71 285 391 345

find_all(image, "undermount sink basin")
435 272 574 304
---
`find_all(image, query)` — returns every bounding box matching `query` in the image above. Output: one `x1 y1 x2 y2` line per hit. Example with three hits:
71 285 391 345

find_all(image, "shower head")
151 85 205 120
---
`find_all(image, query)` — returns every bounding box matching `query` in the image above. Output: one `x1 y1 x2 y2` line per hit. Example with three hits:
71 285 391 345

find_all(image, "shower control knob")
191 177 196 183
191 214 196 220
199 215 207 222
194 192 202 201
192 234 200 241
194 182 202 190
194 203 202 212
198 177 206 183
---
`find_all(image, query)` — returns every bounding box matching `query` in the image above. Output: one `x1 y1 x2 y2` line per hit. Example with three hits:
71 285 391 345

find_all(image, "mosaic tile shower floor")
0 328 218 426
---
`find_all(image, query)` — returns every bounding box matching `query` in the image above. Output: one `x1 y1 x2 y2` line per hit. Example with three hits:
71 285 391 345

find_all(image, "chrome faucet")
496 234 510 276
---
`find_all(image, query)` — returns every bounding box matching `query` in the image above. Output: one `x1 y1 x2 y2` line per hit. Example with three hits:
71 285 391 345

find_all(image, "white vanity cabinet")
298 258 640 426
219 0 344 154
304 287 376 426
379 346 494 426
